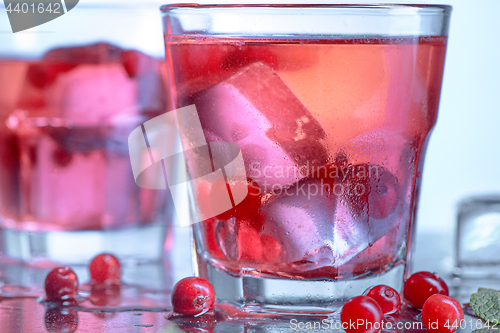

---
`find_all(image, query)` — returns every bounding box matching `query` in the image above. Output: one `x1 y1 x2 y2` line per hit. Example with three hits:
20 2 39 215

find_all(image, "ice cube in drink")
192 61 328 192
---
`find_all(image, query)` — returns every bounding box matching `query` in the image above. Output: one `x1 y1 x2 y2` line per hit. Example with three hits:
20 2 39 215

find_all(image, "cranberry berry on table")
89 253 122 286
403 271 449 309
341 296 384 333
365 285 401 315
421 294 464 333
171 277 215 316
44 266 79 301
340 272 461 333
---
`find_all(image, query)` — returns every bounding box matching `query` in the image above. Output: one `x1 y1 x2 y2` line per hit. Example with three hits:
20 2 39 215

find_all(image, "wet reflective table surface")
0 230 496 333
0 296 487 333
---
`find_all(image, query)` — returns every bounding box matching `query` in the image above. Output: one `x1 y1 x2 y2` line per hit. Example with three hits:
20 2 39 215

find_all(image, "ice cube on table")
47 64 137 126
455 195 500 278
192 62 328 191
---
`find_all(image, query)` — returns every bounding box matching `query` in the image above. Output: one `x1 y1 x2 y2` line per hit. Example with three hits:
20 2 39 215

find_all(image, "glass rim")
161 3 452 14
162 3 451 37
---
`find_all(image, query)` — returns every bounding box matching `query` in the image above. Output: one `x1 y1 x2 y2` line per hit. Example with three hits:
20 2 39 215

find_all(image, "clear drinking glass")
0 5 175 265
162 4 451 313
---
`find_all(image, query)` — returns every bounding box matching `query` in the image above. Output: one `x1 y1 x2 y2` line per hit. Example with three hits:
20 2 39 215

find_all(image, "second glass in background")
0 5 176 265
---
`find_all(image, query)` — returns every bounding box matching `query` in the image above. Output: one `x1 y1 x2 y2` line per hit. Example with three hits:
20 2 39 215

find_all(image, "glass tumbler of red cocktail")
162 4 451 314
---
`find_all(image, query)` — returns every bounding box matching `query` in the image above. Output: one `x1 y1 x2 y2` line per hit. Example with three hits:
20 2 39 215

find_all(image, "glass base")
0 222 167 265
199 259 405 315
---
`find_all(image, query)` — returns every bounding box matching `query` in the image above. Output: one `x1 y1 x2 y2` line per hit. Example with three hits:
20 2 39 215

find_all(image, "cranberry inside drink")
166 36 447 280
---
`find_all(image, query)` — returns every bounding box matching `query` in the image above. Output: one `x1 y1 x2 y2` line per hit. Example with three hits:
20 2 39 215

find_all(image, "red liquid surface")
0 43 169 231
165 36 447 280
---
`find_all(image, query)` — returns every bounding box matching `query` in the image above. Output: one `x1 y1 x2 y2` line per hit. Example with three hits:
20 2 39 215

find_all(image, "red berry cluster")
405 272 463 333
341 272 463 333
45 255 216 317
44 253 122 304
